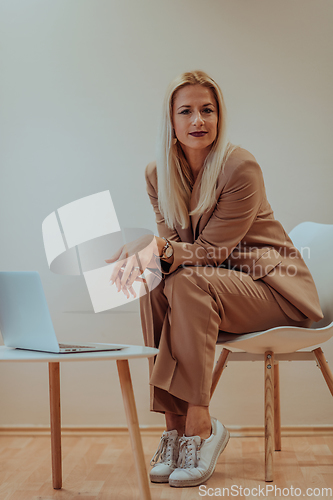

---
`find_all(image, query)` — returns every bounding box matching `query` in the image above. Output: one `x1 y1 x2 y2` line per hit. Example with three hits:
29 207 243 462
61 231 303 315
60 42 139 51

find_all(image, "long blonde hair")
156 70 239 230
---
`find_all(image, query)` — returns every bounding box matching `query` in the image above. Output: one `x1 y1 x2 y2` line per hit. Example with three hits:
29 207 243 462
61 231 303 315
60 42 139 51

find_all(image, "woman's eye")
178 108 213 115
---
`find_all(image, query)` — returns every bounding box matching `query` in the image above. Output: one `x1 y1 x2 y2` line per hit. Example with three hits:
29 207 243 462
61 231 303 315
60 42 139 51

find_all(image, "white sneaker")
150 429 179 483
168 418 229 488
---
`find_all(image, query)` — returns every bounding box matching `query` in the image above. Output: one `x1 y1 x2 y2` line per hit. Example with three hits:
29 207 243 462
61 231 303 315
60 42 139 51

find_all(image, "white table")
0 344 158 500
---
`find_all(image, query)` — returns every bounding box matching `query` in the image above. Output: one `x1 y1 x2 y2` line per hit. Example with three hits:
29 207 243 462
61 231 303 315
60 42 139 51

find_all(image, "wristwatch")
160 237 174 260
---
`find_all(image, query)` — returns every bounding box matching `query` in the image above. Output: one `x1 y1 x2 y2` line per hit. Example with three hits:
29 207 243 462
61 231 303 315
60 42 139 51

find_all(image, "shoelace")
150 434 176 467
177 437 202 469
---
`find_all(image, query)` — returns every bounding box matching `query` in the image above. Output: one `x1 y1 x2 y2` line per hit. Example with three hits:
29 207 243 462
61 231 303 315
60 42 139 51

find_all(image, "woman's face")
172 84 218 155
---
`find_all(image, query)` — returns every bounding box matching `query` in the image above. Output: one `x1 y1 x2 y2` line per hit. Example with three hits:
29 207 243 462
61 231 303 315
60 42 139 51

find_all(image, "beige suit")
140 147 323 415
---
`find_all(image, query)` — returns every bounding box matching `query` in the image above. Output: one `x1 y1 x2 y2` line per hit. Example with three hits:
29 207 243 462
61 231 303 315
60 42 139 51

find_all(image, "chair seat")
217 323 333 354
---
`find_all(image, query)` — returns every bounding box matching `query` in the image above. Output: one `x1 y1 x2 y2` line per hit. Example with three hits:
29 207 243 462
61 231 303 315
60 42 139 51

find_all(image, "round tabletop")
0 344 159 362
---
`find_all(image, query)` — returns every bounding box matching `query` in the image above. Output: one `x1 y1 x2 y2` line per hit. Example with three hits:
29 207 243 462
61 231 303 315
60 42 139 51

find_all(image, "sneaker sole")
169 428 230 488
150 474 173 483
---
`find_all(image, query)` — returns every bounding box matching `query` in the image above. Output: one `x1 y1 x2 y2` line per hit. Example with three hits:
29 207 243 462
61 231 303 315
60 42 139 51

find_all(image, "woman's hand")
105 235 162 299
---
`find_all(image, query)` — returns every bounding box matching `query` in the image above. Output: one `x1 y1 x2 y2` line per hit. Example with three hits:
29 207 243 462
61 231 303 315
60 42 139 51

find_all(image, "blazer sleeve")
163 160 265 274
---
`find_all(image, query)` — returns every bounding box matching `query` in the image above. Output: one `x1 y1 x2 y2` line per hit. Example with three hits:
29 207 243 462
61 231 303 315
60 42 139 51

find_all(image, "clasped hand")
105 234 159 299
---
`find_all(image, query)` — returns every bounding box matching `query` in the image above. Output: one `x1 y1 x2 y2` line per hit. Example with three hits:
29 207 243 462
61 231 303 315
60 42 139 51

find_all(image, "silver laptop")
0 271 124 354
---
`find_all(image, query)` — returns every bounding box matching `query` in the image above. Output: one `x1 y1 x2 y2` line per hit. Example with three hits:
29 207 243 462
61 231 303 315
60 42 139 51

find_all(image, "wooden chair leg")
48 362 62 489
264 351 274 482
313 347 333 396
117 359 151 500
274 361 281 451
210 348 231 398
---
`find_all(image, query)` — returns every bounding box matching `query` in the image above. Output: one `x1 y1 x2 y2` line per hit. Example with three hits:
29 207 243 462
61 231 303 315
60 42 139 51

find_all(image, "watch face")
165 246 173 258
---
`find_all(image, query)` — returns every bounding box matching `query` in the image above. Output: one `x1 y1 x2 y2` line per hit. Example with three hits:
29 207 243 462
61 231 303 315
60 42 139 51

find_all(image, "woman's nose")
192 111 204 125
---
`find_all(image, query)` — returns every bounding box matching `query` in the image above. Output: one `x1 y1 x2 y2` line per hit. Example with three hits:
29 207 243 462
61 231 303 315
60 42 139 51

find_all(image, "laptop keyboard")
58 343 96 349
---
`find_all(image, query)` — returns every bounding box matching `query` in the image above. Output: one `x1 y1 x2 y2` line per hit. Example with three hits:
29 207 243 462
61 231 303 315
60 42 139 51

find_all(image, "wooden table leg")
48 362 62 489
274 361 281 451
117 359 151 500
264 351 274 482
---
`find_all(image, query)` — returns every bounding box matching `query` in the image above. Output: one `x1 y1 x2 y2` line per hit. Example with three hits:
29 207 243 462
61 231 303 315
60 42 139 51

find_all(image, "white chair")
211 222 333 482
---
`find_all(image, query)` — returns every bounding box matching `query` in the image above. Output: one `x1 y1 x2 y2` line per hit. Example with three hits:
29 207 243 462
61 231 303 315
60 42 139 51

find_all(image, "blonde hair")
156 70 239 230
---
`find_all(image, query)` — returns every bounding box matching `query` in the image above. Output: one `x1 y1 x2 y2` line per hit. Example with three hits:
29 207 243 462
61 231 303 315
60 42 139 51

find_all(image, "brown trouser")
139 266 311 415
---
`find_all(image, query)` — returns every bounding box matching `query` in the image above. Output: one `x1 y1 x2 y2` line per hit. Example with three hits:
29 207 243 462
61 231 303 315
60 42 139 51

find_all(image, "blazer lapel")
190 167 227 239
194 203 217 239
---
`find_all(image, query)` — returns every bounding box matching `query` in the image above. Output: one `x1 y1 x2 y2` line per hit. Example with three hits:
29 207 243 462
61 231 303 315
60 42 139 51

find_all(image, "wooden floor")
0 433 332 500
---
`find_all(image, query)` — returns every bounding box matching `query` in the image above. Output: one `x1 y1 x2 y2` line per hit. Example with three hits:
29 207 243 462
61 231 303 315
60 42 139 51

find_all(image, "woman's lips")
189 132 208 137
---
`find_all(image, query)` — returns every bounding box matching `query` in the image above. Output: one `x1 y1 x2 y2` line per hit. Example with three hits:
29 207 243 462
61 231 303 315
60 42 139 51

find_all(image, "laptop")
0 271 124 354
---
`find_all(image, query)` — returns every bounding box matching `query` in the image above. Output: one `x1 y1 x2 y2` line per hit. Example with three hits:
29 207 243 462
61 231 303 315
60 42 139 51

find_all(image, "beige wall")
0 0 332 428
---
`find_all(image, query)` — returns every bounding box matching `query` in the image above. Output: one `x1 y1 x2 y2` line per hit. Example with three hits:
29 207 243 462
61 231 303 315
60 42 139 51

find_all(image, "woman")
107 70 323 488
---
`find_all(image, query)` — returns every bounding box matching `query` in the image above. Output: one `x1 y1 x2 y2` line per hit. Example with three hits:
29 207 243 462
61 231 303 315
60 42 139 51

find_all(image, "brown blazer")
145 147 323 323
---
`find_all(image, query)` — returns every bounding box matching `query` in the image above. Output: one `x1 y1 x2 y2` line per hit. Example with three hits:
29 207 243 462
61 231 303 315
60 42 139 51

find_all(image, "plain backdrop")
0 0 332 428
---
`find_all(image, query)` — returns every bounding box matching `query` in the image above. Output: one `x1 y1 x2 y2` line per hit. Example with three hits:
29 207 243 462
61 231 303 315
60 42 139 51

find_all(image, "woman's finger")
124 253 146 288
126 266 142 288
121 287 130 299
121 282 130 298
128 285 137 299
115 276 123 293
109 259 126 285
114 274 131 298
120 257 137 287
111 269 143 298
105 245 124 263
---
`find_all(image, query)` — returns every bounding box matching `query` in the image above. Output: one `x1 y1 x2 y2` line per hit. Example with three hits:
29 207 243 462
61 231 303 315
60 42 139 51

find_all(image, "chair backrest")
289 222 333 328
